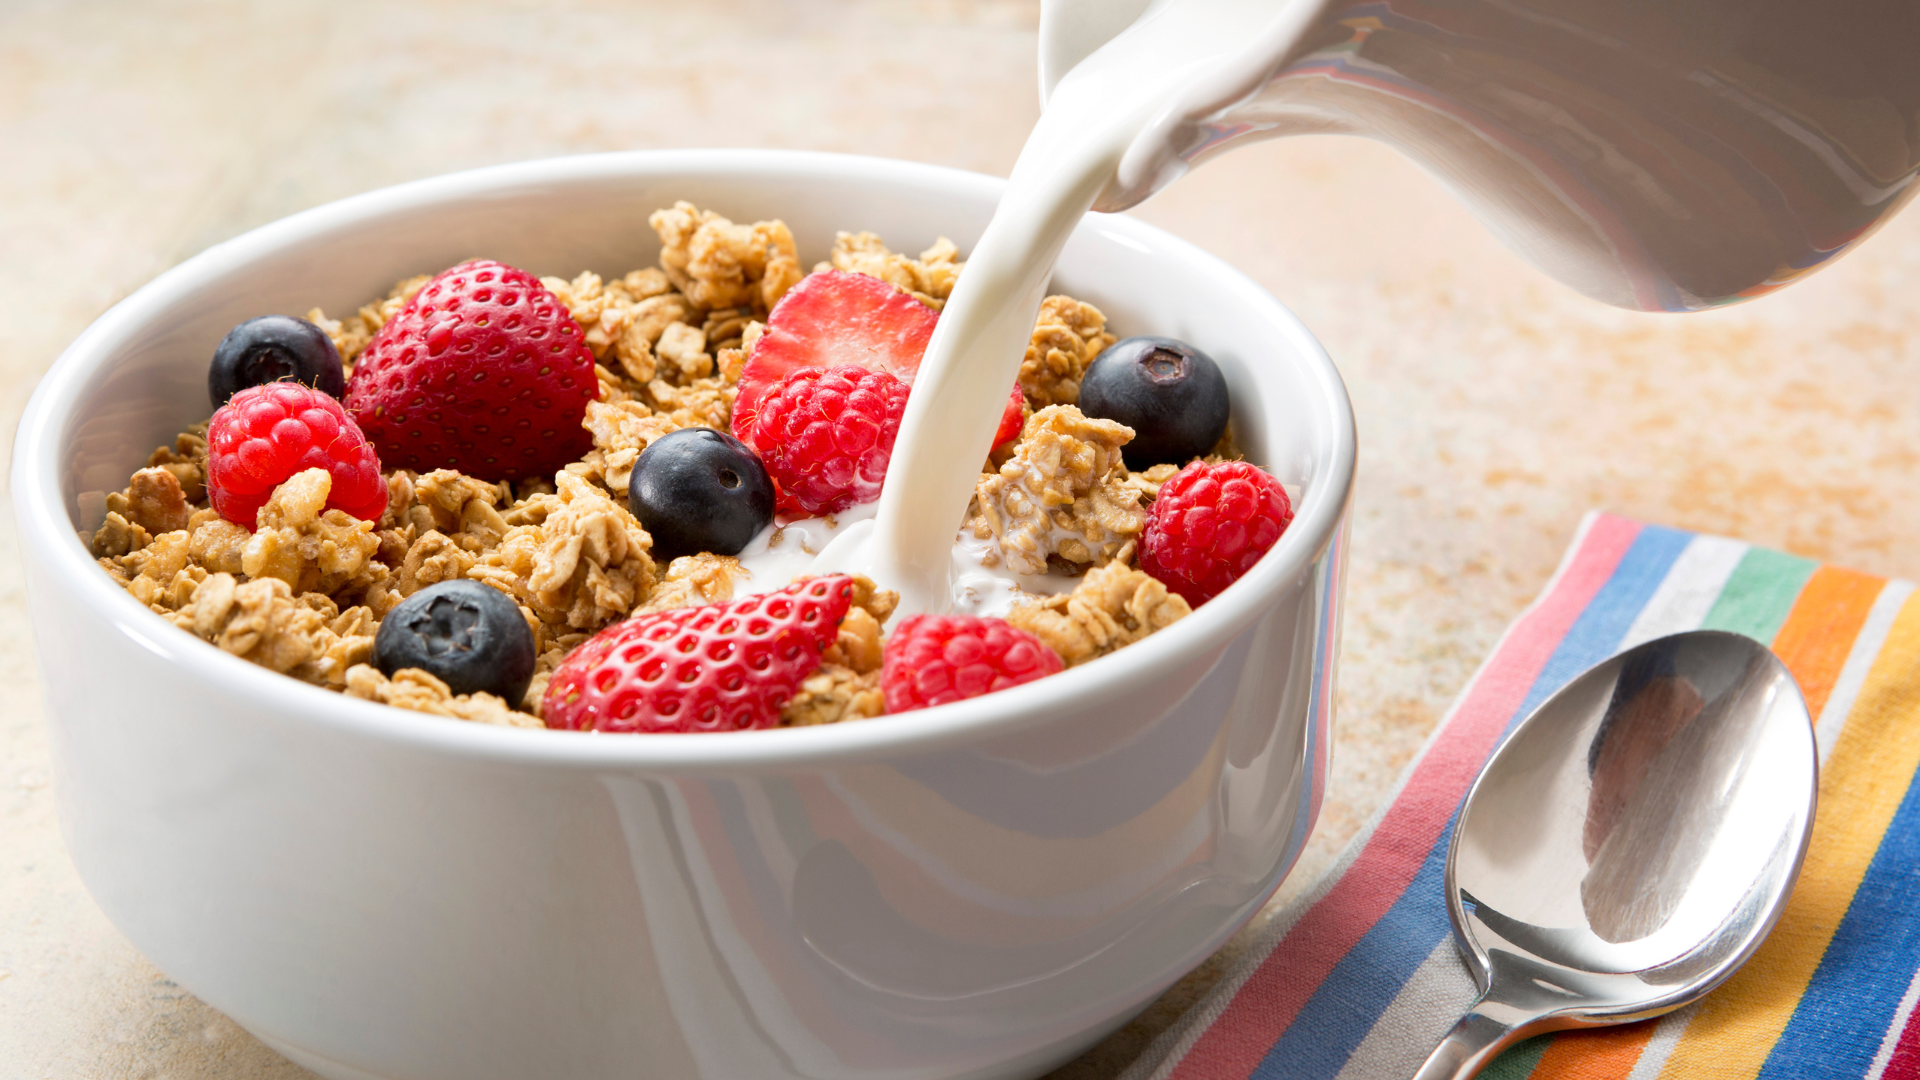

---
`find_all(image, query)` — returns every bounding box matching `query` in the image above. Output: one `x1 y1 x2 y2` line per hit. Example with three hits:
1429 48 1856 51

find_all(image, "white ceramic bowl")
14 151 1354 1080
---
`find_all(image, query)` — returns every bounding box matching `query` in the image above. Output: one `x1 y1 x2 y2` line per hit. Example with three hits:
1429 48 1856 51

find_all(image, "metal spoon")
1412 629 1818 1079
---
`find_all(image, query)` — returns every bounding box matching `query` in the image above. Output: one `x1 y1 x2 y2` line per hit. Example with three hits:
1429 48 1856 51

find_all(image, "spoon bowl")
1415 630 1818 1078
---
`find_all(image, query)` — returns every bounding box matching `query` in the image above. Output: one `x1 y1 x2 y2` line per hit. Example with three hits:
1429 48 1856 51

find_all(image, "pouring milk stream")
813 0 1920 614
816 0 1324 614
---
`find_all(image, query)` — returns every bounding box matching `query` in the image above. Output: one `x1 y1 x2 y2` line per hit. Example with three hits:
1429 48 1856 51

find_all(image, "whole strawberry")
344 260 595 481
206 382 387 528
1139 460 1293 606
750 364 911 515
543 576 855 733
881 614 1063 712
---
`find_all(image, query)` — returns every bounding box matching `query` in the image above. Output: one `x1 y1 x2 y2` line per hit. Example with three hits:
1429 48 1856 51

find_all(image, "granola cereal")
969 405 1146 574
171 573 372 687
412 470 511 550
521 636 587 719
634 553 744 615
144 424 208 502
465 471 655 634
579 400 678 492
114 530 202 612
782 665 885 726
240 469 386 597
1020 295 1117 407
823 231 965 309
88 199 1268 734
391 530 477 599
188 508 250 575
541 268 676 363
702 307 755 353
344 665 539 728
1117 449 1241 504
649 201 803 312
1118 462 1182 503
644 375 735 432
125 466 194 535
1005 557 1192 667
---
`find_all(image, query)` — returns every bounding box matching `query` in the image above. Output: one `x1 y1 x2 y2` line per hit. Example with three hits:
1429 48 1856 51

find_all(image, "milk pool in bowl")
13 150 1354 1080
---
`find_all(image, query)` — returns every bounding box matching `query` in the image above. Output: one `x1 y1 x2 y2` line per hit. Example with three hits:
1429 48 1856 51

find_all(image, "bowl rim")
13 148 1355 771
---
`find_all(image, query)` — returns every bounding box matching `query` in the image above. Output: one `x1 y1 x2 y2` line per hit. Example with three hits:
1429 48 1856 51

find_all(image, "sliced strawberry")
541 575 855 733
732 270 1025 452
995 383 1026 447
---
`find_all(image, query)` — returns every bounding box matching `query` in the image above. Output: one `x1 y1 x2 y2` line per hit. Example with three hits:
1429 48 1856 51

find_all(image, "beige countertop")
4 2 1917 1077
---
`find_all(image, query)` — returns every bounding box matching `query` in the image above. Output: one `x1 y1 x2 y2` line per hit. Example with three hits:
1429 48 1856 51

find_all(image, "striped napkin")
1120 512 1920 1080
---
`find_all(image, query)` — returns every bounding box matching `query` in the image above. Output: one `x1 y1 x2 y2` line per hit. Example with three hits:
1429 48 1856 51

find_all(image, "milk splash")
815 0 1323 614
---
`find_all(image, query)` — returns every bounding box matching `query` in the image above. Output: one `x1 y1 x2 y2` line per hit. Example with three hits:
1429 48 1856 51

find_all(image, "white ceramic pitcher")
1043 0 1920 311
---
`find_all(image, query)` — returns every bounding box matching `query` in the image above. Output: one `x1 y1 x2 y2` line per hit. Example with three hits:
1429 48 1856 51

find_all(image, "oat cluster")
650 201 804 312
969 405 1147 575
1020 295 1117 408
1006 559 1194 668
91 202 1225 732
636 552 745 616
821 231 965 310
345 666 537 729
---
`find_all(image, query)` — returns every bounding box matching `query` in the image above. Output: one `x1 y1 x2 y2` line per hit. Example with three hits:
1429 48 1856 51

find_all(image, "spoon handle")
1409 998 1529 1080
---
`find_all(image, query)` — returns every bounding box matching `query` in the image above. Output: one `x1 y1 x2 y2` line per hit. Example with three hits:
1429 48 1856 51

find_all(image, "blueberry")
1079 336 1231 470
208 315 346 409
373 580 536 704
629 427 776 561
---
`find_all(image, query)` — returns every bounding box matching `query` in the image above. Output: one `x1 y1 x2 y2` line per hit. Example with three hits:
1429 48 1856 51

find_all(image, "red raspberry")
205 383 387 528
880 614 1064 712
1139 460 1293 606
344 260 595 481
542 576 855 734
733 269 1025 457
748 364 910 515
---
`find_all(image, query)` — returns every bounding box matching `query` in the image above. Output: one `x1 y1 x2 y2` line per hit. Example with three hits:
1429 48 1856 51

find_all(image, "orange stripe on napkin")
1770 566 1885 718
1526 1024 1657 1079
